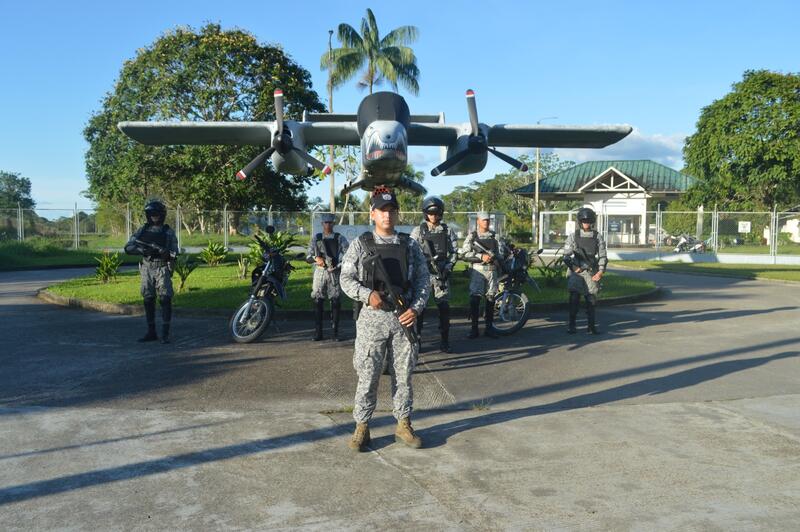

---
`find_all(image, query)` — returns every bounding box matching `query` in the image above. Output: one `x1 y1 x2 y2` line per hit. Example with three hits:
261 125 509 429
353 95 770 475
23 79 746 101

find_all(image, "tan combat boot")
348 422 370 452
395 418 422 449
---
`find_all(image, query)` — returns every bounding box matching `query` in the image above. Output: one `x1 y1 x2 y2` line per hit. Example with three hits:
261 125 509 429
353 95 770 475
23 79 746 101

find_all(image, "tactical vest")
574 229 599 257
419 222 450 261
359 232 410 291
138 224 170 248
471 231 499 255
315 232 341 266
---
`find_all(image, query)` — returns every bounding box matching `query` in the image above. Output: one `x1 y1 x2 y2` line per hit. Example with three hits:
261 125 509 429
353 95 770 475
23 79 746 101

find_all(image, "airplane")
118 88 632 196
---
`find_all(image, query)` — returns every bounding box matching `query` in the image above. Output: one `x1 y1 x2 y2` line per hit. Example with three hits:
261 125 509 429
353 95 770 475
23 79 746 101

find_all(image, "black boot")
438 302 451 353
331 298 342 341
138 298 158 342
159 296 172 344
586 295 600 334
484 297 498 338
567 292 580 334
313 299 324 341
467 296 480 339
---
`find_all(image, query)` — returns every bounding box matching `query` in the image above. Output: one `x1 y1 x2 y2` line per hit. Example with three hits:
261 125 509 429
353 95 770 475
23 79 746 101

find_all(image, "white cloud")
553 129 686 170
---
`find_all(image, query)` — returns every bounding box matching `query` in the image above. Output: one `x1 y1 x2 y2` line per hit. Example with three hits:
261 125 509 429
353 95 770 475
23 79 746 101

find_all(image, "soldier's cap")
370 186 399 210
320 213 336 223
477 211 490 220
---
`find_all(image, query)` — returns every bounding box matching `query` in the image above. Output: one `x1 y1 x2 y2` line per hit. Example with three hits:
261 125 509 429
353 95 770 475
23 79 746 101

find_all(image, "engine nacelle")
270 121 308 175
439 123 489 175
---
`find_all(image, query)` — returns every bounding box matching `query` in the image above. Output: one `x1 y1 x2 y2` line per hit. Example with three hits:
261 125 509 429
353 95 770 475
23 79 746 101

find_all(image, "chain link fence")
1 205 508 251
538 207 800 257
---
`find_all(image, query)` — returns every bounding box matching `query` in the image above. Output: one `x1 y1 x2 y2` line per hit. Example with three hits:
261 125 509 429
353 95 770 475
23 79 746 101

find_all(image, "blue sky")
1 0 797 209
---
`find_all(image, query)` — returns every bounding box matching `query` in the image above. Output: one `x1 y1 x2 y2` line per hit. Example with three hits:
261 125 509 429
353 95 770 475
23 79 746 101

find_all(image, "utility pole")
327 29 336 213
533 116 558 248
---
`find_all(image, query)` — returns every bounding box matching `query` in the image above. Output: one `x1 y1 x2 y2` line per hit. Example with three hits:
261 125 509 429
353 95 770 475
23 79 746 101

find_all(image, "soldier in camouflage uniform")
460 211 510 339
340 187 430 452
306 212 349 341
563 207 607 334
410 196 458 353
124 200 179 343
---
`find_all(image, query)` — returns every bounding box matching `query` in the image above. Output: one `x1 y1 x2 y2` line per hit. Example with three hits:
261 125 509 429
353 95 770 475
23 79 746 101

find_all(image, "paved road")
1 268 799 530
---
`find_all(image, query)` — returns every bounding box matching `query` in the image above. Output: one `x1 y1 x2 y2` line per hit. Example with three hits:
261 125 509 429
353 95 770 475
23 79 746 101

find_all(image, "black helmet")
144 200 167 225
577 207 596 224
422 196 444 216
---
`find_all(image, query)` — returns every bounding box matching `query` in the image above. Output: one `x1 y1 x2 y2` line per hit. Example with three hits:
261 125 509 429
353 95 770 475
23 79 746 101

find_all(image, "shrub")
173 255 198 292
199 241 227 266
94 251 122 283
236 254 250 280
532 246 567 287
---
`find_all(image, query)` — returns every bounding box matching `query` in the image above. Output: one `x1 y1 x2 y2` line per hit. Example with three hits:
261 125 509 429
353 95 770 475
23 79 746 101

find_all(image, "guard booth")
512 160 695 248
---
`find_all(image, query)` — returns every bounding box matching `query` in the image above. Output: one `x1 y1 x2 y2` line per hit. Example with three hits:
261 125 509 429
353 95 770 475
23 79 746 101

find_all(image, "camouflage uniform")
307 226 349 340
124 222 179 342
339 231 430 424
563 224 608 334
410 221 458 350
460 223 510 337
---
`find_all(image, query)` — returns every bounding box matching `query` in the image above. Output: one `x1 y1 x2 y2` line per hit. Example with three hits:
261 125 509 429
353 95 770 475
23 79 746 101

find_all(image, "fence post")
176 204 182 251
712 204 719 253
74 203 79 250
17 202 22 241
696 205 704 240
655 204 661 255
126 203 131 240
223 204 228 250
538 211 544 249
770 205 778 262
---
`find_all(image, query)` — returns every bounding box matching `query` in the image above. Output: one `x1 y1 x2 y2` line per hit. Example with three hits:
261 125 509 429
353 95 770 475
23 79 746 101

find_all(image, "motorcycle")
491 246 542 336
230 226 298 343
673 234 708 253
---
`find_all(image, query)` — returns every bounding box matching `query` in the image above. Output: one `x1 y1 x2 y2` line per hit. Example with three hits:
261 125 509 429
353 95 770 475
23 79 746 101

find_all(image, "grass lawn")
47 262 655 311
617 260 800 282
0 241 141 270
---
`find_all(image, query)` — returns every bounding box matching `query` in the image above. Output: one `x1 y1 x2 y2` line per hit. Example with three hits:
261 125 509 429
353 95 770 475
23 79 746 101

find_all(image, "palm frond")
337 23 362 49
381 26 419 47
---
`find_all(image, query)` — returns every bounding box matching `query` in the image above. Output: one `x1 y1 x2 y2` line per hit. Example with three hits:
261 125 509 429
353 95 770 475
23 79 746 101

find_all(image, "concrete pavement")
1 267 799 530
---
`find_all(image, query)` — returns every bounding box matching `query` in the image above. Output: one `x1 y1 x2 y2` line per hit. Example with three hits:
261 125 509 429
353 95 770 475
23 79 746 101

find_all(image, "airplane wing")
118 122 274 145
487 124 633 148
117 121 363 147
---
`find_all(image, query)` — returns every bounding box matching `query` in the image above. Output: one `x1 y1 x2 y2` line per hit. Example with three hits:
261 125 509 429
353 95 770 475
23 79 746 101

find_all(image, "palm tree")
321 8 420 95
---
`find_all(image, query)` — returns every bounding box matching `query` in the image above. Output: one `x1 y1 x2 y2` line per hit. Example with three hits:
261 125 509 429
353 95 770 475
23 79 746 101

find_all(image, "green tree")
322 8 420 95
683 70 800 210
442 153 574 235
84 23 325 220
0 171 35 209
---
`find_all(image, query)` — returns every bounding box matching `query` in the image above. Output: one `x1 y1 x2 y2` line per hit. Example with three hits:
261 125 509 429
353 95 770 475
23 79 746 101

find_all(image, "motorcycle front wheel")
491 290 530 336
230 297 275 343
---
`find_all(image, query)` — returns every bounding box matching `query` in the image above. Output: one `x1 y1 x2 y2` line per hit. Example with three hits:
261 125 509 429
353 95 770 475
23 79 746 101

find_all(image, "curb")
37 286 664 320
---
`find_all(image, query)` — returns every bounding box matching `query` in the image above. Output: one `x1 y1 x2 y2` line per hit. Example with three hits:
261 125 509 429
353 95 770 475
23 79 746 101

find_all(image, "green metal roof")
513 160 695 195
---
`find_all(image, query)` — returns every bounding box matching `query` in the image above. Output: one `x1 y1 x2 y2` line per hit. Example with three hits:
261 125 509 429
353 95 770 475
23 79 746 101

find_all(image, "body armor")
472 231 499 255
359 232 410 291
419 223 450 261
316 232 341 267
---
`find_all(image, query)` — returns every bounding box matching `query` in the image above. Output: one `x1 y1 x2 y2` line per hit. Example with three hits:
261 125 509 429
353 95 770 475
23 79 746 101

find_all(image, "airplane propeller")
237 89 331 180
431 89 529 177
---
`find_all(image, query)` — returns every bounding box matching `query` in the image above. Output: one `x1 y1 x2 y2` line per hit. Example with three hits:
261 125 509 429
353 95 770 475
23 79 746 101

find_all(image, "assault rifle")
363 253 418 346
471 238 506 271
134 238 176 260
563 245 598 273
423 239 450 291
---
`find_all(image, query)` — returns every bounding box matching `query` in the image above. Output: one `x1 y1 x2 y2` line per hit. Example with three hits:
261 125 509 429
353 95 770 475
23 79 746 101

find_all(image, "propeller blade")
293 147 331 174
487 146 529 172
274 89 284 135
236 147 275 180
465 89 479 136
431 149 471 176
